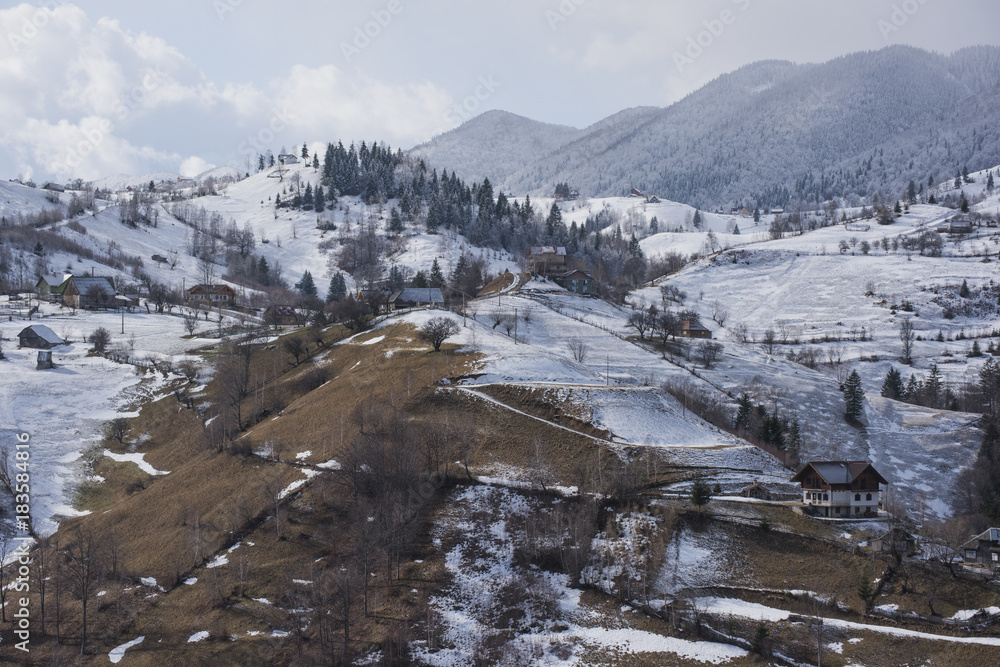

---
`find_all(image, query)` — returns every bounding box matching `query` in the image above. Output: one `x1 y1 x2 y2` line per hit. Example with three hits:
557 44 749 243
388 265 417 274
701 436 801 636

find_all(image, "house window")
823 493 828 501
866 493 872 501
966 550 978 559
835 507 841 514
994 553 999 562
855 493 861 501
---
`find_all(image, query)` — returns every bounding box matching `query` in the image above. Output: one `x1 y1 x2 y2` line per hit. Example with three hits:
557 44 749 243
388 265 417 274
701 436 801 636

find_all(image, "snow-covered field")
0 304 212 538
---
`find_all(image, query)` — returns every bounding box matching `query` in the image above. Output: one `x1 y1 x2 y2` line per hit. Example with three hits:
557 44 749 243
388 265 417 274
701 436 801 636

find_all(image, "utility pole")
606 355 610 387
121 305 124 334
514 307 517 345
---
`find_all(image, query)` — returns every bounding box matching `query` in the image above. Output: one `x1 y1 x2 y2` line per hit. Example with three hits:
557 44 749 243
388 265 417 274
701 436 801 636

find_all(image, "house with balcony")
791 461 887 518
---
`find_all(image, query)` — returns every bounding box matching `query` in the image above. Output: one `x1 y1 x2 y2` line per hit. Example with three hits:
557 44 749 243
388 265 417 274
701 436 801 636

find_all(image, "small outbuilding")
740 480 774 500
18 324 64 349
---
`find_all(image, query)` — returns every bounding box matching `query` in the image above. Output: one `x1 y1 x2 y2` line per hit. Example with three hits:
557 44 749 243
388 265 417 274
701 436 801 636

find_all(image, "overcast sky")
2 0 999 182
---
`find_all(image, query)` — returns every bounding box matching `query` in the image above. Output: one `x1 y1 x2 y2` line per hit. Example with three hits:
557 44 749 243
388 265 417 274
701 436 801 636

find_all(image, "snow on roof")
18 324 64 345
69 276 115 293
391 287 445 304
529 245 566 256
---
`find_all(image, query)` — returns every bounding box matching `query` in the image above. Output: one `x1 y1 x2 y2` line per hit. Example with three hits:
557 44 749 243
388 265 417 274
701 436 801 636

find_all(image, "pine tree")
649 216 659 233
734 392 754 432
326 272 347 302
257 256 270 284
693 209 703 229
301 142 309 159
960 279 971 298
690 477 711 511
753 208 760 223
988 172 995 192
903 374 920 402
733 224 740 235
925 364 943 408
429 259 445 288
881 367 904 400
546 202 562 237
960 194 970 213
411 271 428 288
296 270 317 297
450 253 468 287
787 417 802 464
302 182 313 210
388 207 404 234
258 155 265 171
312 154 319 169
842 369 864 420
628 233 642 258
928 193 937 204
314 185 325 212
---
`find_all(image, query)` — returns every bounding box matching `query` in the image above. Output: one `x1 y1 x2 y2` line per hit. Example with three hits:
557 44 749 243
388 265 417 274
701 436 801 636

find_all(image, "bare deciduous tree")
698 341 724 367
712 300 728 326
418 317 460 352
899 317 915 364
760 329 777 355
568 338 588 363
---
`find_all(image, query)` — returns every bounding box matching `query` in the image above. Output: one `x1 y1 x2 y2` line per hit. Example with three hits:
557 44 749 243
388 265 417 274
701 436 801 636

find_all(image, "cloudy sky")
2 0 998 182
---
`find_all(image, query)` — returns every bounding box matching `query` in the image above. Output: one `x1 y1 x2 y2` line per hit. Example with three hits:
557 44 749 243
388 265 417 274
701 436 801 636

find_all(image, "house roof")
791 461 888 486
559 270 592 280
68 276 115 294
681 320 710 332
741 481 770 493
17 324 63 346
529 245 567 256
37 274 71 288
265 305 298 316
390 287 445 304
188 284 235 295
963 528 1000 549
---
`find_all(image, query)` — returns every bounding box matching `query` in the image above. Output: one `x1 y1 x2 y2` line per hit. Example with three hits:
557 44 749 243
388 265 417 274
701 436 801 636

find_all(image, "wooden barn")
63 276 116 310
18 324 64 349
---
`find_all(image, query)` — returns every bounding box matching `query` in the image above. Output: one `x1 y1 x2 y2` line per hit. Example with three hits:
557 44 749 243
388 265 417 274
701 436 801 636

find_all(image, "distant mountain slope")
412 46 1000 208
409 110 584 186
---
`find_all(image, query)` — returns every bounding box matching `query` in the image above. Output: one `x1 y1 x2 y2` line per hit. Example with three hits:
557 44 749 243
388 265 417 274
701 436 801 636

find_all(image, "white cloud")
179 155 214 178
0 4 456 182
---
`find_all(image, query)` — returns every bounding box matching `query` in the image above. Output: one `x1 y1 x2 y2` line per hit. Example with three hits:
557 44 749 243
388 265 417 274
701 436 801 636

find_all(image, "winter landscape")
3 2 1000 666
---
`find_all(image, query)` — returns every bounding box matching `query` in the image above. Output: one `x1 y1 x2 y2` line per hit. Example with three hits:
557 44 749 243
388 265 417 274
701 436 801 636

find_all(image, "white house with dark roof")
791 461 887 518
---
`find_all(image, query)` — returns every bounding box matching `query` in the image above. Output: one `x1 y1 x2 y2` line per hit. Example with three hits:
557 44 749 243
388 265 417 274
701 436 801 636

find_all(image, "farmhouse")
679 320 712 339
554 270 593 295
63 276 116 310
278 154 299 165
17 324 64 349
187 284 237 307
263 305 302 327
961 528 1000 570
791 461 887 518
390 287 446 310
36 274 71 300
528 246 567 276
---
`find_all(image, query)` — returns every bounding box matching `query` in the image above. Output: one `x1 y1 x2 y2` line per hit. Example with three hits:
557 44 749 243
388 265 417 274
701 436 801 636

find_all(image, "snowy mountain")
412 46 1000 208
410 110 584 187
